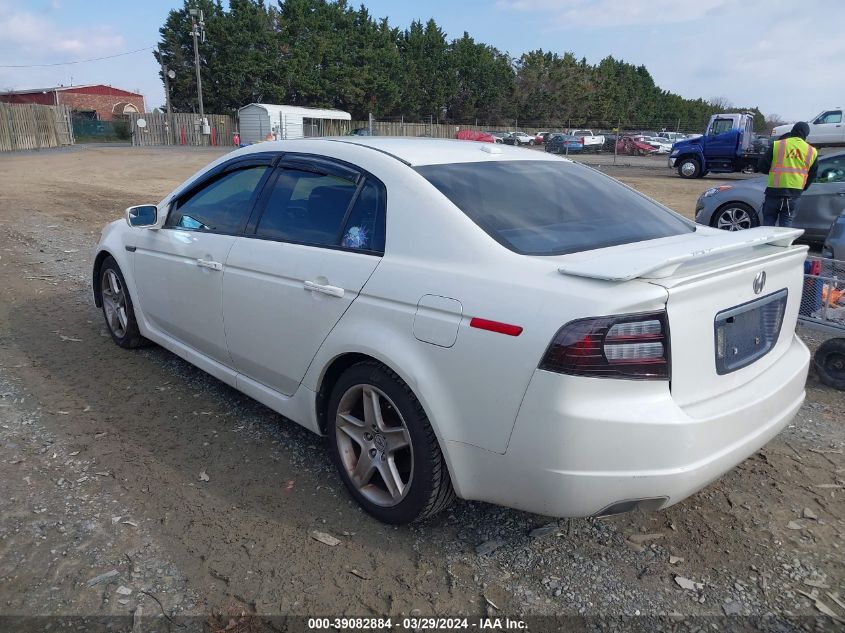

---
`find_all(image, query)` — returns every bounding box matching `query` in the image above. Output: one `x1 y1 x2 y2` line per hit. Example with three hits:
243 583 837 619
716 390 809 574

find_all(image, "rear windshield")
415 160 693 256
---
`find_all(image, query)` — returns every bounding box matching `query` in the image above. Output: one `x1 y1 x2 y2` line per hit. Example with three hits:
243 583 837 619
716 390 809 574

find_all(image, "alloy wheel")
716 206 753 231
335 384 414 507
101 269 129 338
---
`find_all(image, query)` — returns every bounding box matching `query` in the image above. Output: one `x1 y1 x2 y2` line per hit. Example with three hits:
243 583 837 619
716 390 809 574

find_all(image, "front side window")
815 155 845 184
710 119 734 136
415 160 693 256
815 111 842 125
166 166 268 233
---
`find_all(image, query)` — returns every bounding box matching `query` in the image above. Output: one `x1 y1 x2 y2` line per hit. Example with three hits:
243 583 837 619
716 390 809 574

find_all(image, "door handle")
196 259 223 271
303 280 344 298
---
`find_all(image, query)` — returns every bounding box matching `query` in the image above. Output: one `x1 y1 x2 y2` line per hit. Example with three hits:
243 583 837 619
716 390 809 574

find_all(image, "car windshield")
415 160 693 256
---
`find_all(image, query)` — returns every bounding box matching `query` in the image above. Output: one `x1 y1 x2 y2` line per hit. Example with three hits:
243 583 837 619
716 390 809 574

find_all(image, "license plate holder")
714 289 787 375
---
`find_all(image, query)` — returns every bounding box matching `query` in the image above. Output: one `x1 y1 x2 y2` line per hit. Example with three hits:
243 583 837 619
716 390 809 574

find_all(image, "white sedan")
94 138 810 524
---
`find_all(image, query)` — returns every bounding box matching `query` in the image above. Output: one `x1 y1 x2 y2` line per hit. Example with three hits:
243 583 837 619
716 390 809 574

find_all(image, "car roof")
241 137 570 167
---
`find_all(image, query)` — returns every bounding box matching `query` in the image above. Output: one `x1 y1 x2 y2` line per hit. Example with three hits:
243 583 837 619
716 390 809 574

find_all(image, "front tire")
677 157 702 178
327 361 455 524
814 339 845 390
99 256 146 349
710 202 759 231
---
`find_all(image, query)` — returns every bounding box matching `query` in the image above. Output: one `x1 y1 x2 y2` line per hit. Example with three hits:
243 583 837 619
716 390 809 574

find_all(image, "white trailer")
237 103 352 143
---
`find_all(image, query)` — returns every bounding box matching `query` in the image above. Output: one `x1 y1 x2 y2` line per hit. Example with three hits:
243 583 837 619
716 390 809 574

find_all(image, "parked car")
535 131 549 145
602 134 618 152
772 108 845 146
455 130 495 143
545 133 583 154
570 129 604 152
658 132 687 143
503 131 536 146
616 135 658 155
94 138 809 524
694 151 845 243
641 136 673 154
542 131 563 144
485 131 506 144
823 209 845 260
347 128 375 136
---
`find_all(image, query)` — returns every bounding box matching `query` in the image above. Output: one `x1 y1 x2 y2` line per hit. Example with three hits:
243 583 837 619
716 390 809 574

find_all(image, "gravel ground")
0 145 842 632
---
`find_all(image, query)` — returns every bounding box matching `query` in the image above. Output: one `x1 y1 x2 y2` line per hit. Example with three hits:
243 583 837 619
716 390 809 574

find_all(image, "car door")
810 110 843 144
132 157 273 365
704 117 738 159
794 154 845 241
222 154 386 396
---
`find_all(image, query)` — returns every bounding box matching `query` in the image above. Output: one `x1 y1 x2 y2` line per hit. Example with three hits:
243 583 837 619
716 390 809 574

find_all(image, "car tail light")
539 311 670 380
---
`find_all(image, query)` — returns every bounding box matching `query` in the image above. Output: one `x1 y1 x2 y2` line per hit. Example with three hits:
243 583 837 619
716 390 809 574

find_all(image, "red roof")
0 84 143 97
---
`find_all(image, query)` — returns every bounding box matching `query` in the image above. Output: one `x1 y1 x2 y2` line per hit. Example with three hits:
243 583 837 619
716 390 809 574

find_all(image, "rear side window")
167 166 268 234
256 169 358 246
415 160 692 256
340 179 386 253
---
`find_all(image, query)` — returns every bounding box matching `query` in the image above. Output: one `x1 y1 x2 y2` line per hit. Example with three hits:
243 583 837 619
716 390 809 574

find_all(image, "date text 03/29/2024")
307 617 528 630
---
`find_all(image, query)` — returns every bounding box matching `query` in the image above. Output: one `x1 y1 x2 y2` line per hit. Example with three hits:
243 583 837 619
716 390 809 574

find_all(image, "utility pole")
614 118 620 166
189 8 205 121
158 45 174 144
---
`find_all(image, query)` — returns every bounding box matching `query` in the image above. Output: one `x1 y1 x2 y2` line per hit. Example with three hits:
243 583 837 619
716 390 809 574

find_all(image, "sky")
1 0 842 122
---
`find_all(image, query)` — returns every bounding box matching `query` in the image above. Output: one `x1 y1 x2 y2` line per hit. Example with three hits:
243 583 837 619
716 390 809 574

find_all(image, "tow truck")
669 113 768 179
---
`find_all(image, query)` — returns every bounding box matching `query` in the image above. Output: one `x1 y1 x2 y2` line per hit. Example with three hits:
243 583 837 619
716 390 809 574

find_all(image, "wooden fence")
0 103 74 152
128 112 236 147
315 119 531 139
123 112 537 146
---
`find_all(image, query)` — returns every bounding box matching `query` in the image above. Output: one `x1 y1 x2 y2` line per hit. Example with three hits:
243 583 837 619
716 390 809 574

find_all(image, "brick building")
0 84 145 121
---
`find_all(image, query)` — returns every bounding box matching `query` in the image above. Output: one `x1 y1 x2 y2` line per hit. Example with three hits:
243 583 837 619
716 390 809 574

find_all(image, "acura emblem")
753 271 766 295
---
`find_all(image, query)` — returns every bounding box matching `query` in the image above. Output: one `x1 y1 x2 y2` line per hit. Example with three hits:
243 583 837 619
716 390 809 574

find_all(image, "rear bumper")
445 334 809 517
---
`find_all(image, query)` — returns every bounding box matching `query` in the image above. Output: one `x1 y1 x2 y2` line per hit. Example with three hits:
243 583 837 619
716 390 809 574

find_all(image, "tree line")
156 0 766 132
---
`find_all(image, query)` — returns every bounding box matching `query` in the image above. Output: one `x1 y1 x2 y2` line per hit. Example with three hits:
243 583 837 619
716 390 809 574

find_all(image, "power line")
0 46 155 68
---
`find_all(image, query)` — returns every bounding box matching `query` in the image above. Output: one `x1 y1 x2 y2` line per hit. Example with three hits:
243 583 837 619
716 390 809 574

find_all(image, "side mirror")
125 204 158 228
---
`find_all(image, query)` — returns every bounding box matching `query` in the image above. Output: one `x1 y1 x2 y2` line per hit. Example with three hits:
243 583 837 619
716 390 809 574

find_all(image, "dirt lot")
0 145 843 630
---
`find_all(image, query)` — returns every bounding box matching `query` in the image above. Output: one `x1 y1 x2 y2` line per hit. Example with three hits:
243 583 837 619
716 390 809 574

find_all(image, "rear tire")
677 157 702 179
327 361 455 524
814 339 845 390
99 256 147 349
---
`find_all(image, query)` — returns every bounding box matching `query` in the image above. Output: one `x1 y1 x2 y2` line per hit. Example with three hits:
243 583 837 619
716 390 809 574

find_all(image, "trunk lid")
556 227 807 407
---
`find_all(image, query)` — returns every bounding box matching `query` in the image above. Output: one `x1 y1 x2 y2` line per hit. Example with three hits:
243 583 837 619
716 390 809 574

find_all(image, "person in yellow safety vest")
757 121 818 227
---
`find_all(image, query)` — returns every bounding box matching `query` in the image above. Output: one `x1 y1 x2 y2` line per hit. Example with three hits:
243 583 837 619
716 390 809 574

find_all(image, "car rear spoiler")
558 228 803 281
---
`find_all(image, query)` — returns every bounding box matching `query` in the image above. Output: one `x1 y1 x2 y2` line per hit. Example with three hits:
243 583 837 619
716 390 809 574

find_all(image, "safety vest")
768 137 817 189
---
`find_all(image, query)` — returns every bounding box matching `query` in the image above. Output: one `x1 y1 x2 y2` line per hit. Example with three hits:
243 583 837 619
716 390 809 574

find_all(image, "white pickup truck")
570 129 605 152
772 107 844 146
